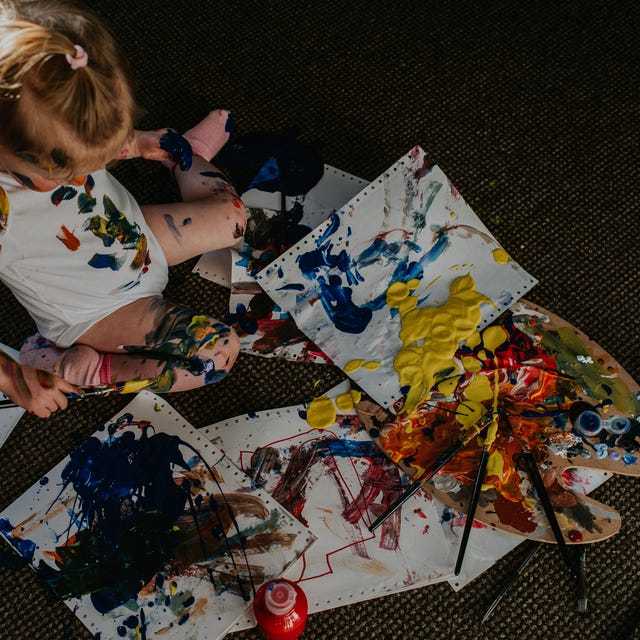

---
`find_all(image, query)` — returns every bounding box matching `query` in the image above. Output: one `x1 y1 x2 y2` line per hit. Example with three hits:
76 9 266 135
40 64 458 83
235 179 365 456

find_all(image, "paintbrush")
576 545 588 613
0 386 113 409
454 441 490 575
368 414 493 532
519 448 576 578
481 541 541 624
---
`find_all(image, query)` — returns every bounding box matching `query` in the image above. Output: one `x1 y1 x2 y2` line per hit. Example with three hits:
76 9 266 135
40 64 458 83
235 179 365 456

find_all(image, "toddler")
0 0 247 417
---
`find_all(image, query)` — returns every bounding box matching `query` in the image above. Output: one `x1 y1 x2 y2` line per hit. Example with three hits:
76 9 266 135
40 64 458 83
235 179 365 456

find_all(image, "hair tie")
65 45 89 70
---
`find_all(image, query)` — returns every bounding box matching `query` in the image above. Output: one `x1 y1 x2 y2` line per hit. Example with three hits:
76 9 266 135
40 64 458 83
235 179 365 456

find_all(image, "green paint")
537 324 640 417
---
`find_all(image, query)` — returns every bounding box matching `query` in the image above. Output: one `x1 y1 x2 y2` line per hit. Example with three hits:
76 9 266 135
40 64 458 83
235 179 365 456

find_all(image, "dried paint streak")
56 225 80 251
266 437 403 547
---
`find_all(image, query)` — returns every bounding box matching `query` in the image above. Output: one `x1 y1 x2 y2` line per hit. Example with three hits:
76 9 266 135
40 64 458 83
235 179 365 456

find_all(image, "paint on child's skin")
390 273 492 416
122 307 232 392
159 129 193 171
163 213 182 242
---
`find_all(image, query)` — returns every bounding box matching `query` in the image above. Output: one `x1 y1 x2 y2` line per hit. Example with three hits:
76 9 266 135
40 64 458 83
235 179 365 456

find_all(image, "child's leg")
143 111 247 266
142 155 247 265
20 297 240 393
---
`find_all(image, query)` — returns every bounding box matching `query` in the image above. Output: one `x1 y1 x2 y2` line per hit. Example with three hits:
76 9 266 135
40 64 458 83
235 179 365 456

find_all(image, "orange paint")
56 225 80 251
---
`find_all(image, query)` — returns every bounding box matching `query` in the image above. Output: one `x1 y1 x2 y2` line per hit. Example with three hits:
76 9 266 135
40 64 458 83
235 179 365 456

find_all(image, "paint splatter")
56 225 80 251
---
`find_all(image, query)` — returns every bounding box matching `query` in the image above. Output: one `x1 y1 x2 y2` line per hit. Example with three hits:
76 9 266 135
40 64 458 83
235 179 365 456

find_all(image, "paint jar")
573 410 603 437
253 579 308 640
604 415 631 435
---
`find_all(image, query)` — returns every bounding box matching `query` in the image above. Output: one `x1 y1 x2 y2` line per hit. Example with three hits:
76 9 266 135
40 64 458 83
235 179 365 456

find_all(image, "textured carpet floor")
1 1 639 639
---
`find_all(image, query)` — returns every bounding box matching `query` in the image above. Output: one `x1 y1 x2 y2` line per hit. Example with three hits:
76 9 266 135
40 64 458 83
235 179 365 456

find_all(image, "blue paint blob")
123 615 139 629
594 443 608 459
622 452 638 465
183 595 195 607
160 129 193 171
39 476 49 485
88 253 126 271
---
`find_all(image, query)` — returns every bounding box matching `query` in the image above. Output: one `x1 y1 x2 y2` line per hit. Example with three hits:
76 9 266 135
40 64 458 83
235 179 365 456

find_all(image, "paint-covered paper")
0 392 315 640
202 383 455 631
193 165 368 288
257 146 538 409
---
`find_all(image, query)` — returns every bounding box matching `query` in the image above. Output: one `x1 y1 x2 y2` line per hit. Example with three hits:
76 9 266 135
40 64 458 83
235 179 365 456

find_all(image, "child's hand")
118 129 193 170
0 362 78 418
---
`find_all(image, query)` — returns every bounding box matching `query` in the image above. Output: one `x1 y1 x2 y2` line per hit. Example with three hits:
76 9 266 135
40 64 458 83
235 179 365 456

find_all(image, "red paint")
56 225 80 251
493 493 537 533
568 529 583 542
253 579 308 640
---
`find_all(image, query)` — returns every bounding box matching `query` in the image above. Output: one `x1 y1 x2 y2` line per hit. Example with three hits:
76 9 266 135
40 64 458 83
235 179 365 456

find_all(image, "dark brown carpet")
1 1 639 639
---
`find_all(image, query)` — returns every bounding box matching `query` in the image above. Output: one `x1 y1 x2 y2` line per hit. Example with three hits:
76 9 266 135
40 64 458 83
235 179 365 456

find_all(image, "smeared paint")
51 185 77 206
369 300 640 538
56 225 80 251
163 213 182 242
492 493 537 533
492 248 509 264
35 417 268 614
159 129 193 171
122 308 232 392
86 195 149 271
533 322 640 416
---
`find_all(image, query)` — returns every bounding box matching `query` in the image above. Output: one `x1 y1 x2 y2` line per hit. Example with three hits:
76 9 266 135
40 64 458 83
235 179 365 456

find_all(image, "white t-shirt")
0 170 168 347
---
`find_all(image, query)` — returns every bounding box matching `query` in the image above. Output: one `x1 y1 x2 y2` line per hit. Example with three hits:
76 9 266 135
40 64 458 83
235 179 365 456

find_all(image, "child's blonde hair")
0 0 141 178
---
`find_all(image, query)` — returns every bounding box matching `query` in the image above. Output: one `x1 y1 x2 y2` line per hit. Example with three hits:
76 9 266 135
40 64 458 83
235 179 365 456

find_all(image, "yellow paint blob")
492 248 509 264
386 278 420 316
350 389 362 404
390 274 493 415
455 400 487 430
482 325 509 353
306 395 337 429
464 374 494 403
362 360 381 370
344 359 365 373
335 391 355 412
119 378 153 394
482 449 505 490
461 356 482 373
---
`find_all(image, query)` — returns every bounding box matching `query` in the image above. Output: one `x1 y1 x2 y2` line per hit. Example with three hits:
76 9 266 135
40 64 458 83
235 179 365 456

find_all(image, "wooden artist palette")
355 300 640 545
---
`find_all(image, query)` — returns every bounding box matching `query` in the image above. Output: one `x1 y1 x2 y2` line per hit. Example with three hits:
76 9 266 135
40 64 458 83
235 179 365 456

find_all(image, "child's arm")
117 129 192 168
0 352 78 418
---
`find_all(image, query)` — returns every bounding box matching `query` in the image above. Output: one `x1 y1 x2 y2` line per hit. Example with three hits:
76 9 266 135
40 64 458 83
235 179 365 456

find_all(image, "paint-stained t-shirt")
0 170 168 347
